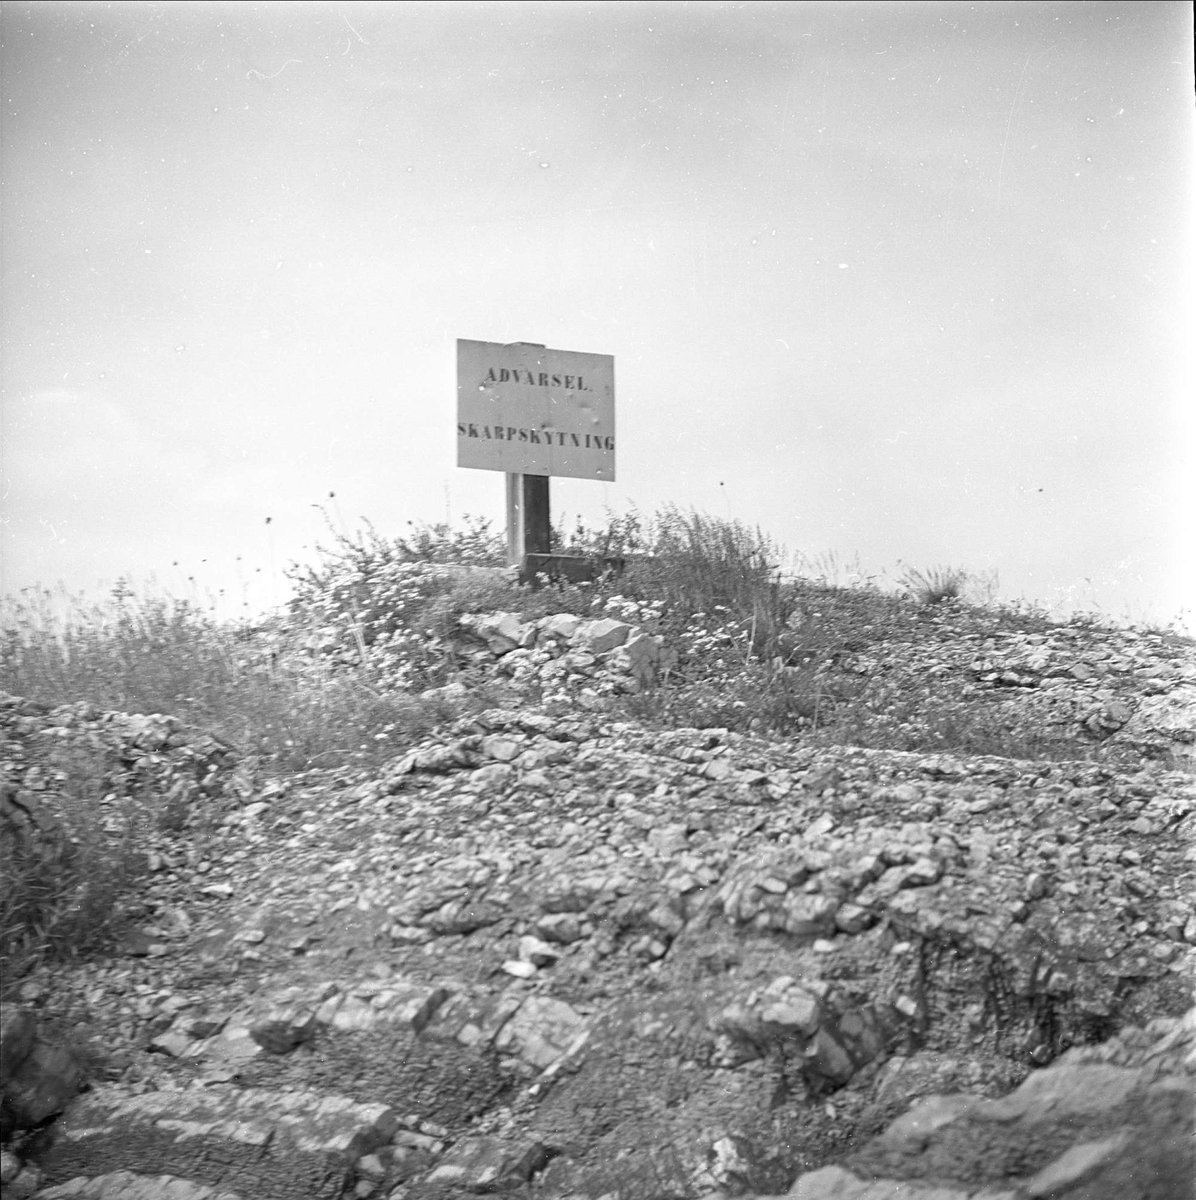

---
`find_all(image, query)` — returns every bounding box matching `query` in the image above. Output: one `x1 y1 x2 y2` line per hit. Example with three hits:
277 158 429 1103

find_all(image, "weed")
899 564 970 606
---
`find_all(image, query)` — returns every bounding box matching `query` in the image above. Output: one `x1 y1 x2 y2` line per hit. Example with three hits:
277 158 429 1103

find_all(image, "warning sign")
457 339 615 481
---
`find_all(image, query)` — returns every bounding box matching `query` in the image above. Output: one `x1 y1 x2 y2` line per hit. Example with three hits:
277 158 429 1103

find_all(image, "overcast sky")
2 1 1193 626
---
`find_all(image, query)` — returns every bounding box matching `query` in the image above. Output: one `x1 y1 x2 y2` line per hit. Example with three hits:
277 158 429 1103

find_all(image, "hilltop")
1 511 1193 1199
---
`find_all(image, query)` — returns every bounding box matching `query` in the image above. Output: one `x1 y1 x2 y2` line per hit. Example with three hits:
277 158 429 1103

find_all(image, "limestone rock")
2 609 1194 1200
424 1136 553 1192
249 1005 317 1055
518 935 560 967
465 613 531 655
0 1008 37 1085
494 996 588 1070
814 1007 1196 1200
572 618 632 654
535 912 585 944
537 614 583 641
0 1032 83 1138
38 1083 398 1200
36 1170 245 1199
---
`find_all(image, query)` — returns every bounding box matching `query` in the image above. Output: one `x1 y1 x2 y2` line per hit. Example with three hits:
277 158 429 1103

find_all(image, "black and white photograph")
1 3 1193 1197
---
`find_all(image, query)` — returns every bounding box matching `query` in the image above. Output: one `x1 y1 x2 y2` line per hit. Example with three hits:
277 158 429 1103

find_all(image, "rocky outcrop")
452 609 678 696
37 1083 398 1199
1 1009 83 1142
0 611 1193 1199
0 1009 84 1199
785 1007 1196 1199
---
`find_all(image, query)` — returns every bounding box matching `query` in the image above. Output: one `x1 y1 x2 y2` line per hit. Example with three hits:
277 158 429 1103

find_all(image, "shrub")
392 514 507 566
552 509 653 559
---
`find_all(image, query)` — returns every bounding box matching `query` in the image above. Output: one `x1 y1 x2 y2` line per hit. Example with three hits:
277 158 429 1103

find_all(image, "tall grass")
0 584 463 773
0 511 1123 763
898 564 969 606
2 753 149 987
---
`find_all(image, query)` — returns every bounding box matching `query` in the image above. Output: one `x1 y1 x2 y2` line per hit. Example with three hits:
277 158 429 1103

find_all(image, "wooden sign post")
457 340 615 575
504 472 551 566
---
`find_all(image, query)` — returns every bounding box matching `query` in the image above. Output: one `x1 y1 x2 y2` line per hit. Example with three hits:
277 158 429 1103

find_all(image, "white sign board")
457 339 615 481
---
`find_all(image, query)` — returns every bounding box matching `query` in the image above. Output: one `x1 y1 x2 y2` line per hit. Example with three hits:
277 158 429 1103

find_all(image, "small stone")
894 994 921 1019
834 904 874 935
574 618 633 654
472 613 529 654
704 758 734 782
645 900 685 938
782 894 839 939
471 763 516 792
647 824 689 855
518 936 560 967
501 960 537 978
249 1006 317 1054
535 912 584 944
759 991 822 1038
903 856 943 886
390 924 432 945
425 1135 552 1192
481 735 522 762
640 937 669 960
1023 873 1049 901
539 614 583 640
179 1013 227 1039
394 1128 442 1151
148 1030 195 1058
803 1027 856 1086
494 995 588 1069
357 1153 387 1180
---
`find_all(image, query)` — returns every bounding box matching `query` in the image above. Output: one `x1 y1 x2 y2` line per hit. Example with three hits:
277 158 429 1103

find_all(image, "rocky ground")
1 608 1194 1199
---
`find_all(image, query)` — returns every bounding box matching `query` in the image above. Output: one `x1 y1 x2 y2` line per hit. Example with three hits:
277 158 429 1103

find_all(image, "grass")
1 506 1191 984
898 564 969 606
1 736 150 983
